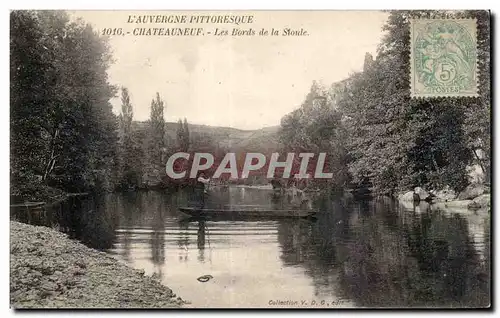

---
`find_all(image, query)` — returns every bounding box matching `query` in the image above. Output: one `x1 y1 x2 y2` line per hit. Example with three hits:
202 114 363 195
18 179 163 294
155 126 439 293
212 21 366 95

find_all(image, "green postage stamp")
410 19 478 97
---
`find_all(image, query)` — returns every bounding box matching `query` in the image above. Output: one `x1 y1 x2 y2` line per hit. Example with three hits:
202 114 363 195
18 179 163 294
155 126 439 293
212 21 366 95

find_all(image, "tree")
10 10 118 199
119 87 133 142
279 81 349 190
118 87 140 188
183 118 190 151
176 119 185 151
279 10 490 195
149 92 166 164
363 52 374 71
461 10 491 183
337 10 489 194
140 92 167 188
10 11 54 197
176 118 190 152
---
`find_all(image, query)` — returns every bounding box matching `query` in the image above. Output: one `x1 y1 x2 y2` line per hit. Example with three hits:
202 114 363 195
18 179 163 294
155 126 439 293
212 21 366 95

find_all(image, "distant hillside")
132 121 282 154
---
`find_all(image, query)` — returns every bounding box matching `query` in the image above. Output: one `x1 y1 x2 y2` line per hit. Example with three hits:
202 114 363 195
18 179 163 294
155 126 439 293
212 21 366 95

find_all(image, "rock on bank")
10 221 184 308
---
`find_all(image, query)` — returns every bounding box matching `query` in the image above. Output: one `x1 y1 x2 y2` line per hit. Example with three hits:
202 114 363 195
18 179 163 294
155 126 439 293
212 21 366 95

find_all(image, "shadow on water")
276 195 490 307
11 193 120 250
13 187 490 307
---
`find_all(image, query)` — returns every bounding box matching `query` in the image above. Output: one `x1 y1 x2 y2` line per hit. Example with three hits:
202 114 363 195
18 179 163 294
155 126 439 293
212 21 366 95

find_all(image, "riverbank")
10 221 184 308
397 184 490 214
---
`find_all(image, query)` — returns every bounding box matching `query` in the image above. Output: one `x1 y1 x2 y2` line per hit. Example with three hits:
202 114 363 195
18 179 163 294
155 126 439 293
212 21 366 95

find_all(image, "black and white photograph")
8 9 491 309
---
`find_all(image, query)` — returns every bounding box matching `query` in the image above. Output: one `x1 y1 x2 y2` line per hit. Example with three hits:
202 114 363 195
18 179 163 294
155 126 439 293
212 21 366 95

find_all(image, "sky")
72 11 388 130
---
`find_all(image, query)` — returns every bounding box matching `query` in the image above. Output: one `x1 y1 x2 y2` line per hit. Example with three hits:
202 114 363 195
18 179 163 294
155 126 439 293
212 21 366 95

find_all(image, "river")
15 186 491 308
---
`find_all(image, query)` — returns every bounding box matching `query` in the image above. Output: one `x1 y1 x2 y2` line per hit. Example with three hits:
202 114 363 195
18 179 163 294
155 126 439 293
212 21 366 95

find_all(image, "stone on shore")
431 187 457 202
414 187 430 201
468 194 490 210
458 184 487 200
10 221 184 309
398 191 416 202
433 199 472 208
398 187 430 203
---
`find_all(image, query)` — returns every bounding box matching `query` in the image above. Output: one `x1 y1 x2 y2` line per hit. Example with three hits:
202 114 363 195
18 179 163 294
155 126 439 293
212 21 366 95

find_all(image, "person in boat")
190 171 211 209
270 176 284 195
287 179 311 208
196 171 211 194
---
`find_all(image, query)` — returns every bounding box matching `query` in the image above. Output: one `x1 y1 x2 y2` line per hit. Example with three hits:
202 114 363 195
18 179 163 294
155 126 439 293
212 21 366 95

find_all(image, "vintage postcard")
10 10 491 309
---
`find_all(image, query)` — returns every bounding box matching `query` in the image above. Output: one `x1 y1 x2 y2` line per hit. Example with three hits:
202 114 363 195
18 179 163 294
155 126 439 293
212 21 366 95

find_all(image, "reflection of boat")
178 207 317 220
234 184 274 190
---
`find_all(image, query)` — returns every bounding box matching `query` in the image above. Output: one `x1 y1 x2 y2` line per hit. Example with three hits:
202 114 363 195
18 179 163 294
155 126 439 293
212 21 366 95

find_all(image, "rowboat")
178 207 317 220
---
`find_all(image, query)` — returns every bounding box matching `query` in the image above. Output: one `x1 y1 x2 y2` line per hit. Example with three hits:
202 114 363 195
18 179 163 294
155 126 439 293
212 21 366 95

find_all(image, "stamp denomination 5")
410 19 478 98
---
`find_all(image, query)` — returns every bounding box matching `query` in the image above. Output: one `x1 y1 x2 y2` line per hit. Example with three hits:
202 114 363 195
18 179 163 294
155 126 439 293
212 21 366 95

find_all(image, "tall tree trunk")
43 128 59 181
472 148 486 174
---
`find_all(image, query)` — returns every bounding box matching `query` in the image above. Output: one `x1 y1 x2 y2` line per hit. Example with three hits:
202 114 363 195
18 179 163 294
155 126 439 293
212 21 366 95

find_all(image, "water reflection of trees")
276 196 490 307
116 192 141 261
149 192 166 279
177 220 190 262
197 221 207 262
53 193 119 250
114 191 172 267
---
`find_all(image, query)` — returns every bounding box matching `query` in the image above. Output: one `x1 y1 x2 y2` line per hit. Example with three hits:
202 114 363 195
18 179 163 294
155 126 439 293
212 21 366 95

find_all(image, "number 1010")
101 28 124 36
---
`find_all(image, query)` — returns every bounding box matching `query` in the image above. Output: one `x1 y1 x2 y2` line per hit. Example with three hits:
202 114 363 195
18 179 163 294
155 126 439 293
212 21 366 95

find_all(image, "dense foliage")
11 10 490 201
10 10 198 197
117 87 142 189
176 118 191 152
279 10 490 195
279 81 350 191
10 11 118 200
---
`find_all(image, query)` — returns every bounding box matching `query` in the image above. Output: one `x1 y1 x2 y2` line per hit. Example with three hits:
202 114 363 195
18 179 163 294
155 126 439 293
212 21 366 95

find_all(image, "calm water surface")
25 187 490 308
